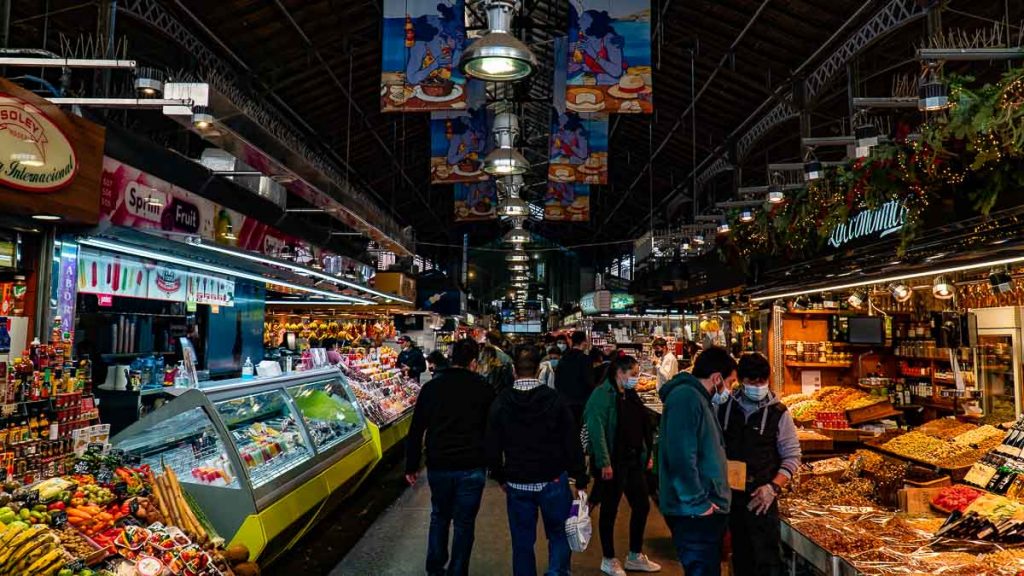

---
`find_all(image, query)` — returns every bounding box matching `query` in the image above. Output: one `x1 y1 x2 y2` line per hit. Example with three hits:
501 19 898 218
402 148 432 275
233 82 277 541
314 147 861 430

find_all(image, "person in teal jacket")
584 355 660 576
658 346 737 576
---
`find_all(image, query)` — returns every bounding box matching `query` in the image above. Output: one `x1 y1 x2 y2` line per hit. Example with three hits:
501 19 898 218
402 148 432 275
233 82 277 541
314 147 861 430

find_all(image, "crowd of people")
404 330 801 576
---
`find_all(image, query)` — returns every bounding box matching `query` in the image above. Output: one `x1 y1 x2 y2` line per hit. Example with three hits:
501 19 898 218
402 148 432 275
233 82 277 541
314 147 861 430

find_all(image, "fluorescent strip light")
185 237 411 304
78 237 372 304
750 254 1024 302
265 300 375 306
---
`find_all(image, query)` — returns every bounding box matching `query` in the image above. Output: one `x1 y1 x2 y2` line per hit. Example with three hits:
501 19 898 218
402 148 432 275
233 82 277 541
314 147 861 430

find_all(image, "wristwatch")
769 481 783 495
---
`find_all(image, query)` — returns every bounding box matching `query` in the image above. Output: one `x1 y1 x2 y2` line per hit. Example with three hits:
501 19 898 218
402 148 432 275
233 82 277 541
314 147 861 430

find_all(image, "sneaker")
601 557 627 576
624 552 662 572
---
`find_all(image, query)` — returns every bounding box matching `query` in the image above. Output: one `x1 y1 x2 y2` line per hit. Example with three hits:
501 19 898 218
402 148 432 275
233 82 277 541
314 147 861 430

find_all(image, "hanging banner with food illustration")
430 106 492 184
544 183 590 222
454 181 498 222
567 0 652 114
381 0 468 112
548 110 608 185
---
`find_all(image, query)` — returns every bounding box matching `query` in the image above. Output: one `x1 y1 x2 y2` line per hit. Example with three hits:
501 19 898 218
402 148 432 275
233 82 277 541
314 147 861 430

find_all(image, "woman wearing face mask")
583 355 661 576
716 353 801 576
538 346 562 389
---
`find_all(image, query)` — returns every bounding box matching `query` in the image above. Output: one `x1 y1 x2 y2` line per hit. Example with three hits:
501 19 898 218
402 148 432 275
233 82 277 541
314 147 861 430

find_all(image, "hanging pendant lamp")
461 0 537 82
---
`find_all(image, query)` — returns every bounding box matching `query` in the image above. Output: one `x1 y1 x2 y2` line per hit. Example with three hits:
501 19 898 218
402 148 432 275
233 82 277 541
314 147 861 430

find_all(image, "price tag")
23 490 39 506
51 510 67 528
96 465 113 485
64 559 86 572
72 460 91 475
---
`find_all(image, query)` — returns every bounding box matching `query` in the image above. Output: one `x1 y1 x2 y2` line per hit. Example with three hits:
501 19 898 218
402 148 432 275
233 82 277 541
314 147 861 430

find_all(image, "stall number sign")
0 93 77 192
827 200 907 249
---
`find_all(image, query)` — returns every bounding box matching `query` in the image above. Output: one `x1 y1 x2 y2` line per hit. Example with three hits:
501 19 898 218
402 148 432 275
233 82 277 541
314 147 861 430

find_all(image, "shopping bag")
565 490 592 552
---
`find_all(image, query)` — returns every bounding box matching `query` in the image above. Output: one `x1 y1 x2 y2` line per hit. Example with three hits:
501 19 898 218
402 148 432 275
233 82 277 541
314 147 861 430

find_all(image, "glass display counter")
110 368 370 543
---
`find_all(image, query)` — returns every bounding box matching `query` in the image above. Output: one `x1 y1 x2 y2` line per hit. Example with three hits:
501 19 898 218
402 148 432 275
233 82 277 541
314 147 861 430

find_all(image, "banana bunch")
0 523 65 575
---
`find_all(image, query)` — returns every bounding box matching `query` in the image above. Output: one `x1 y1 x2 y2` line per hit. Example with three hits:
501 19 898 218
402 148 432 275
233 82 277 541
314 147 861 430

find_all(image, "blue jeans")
665 513 729 576
506 474 572 576
426 468 487 576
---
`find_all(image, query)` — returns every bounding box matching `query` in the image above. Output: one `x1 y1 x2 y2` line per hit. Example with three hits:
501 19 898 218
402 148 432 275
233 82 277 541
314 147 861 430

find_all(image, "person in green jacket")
658 346 737 576
584 355 660 576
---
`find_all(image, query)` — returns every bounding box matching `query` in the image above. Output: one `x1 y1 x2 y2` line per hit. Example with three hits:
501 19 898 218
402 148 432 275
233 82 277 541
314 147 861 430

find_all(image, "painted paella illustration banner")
567 0 652 114
548 109 608 185
430 105 492 184
454 181 498 222
543 183 590 222
381 0 468 112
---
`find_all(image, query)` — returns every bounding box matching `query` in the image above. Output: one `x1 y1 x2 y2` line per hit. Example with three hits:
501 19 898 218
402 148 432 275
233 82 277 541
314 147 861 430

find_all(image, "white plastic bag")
565 490 591 552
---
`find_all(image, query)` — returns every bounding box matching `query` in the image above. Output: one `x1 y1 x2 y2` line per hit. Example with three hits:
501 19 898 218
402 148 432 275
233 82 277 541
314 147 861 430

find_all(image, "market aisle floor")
334 477 684 576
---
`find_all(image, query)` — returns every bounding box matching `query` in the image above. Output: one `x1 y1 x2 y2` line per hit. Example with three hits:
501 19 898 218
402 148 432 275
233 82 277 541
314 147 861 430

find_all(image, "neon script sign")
828 200 907 249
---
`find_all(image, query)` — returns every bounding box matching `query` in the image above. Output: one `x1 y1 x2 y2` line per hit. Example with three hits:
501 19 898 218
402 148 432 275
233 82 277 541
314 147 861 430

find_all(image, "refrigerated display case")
972 307 1023 424
109 368 377 562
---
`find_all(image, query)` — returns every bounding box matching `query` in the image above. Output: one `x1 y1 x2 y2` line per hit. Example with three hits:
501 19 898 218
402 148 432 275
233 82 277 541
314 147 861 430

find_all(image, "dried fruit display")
791 475 876 508
952 425 1005 447
931 485 982 512
790 400 824 421
780 393 810 407
879 431 973 465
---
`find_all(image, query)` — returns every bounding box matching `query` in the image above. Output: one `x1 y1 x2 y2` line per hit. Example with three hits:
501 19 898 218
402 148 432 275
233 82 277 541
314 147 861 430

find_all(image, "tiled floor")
334 477 685 576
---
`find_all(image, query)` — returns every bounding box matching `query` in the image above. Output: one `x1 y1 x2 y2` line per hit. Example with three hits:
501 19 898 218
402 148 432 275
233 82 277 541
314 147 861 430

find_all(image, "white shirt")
655 352 679 390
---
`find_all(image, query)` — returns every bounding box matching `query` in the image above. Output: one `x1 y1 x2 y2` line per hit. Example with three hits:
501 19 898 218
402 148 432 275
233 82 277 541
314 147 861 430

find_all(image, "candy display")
931 485 983 513
338 349 420 426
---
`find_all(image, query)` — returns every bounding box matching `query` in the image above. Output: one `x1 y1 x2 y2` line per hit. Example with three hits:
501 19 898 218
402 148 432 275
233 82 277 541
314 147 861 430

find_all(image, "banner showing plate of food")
545 204 566 220
566 87 606 113
451 158 484 177
549 165 577 183
576 155 606 175
469 196 494 217
414 79 464 103
566 198 589 221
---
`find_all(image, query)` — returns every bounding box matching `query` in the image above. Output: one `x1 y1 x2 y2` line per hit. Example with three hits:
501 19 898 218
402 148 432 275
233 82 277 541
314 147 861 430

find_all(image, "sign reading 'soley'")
0 93 77 192
828 200 908 249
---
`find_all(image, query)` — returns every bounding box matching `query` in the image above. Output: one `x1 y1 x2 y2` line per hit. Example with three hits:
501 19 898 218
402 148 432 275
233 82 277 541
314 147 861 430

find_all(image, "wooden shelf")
785 362 853 369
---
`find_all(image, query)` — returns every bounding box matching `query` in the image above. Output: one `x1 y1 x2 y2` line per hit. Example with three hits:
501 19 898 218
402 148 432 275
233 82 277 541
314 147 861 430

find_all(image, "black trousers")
729 491 783 576
596 460 651 558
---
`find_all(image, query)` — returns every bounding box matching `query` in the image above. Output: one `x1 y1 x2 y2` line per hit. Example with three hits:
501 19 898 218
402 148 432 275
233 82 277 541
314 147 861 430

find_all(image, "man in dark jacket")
554 330 594 430
659 346 737 576
397 334 427 381
405 339 495 576
718 353 801 576
487 344 589 576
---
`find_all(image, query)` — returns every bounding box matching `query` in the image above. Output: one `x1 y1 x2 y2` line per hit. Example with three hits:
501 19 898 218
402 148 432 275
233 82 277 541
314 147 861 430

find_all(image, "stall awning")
76 229 385 305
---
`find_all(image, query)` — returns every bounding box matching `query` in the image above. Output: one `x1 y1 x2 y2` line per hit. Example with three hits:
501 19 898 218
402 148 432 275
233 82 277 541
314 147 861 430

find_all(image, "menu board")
78 249 234 307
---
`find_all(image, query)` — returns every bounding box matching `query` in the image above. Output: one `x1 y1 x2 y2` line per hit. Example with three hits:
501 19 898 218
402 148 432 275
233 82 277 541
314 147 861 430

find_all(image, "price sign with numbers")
96 465 113 485
51 510 67 528
23 490 38 506
65 559 86 572
72 460 91 475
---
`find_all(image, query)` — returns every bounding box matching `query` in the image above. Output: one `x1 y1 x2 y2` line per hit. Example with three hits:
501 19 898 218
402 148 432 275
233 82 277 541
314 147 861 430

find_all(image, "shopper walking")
539 346 561 389
486 345 589 576
426 350 450 377
397 335 427 381
554 330 594 430
717 353 800 576
584 354 661 576
405 339 495 576
651 337 679 391
658 346 737 576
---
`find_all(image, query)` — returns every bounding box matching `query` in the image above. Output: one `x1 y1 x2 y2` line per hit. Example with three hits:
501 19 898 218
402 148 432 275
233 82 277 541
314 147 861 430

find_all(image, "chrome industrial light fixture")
497 174 525 197
803 150 823 182
461 0 537 82
766 171 785 204
918 64 949 112
717 220 731 235
505 250 530 263
191 106 214 129
498 196 530 218
739 210 754 223
932 275 955 300
504 226 531 245
888 282 913 303
134 67 165 97
484 112 530 175
509 262 529 272
854 116 879 158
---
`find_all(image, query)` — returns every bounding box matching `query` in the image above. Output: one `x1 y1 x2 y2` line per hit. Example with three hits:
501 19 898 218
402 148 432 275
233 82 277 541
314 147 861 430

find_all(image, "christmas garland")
726 65 1024 259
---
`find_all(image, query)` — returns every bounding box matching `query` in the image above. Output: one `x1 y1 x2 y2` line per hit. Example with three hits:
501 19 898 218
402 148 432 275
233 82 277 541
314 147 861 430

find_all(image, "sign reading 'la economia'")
0 93 77 192
828 200 907 249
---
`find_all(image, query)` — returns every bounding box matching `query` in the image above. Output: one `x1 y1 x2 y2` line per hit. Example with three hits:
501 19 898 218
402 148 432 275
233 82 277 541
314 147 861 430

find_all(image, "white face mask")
557 342 567 352
623 376 639 390
744 384 769 402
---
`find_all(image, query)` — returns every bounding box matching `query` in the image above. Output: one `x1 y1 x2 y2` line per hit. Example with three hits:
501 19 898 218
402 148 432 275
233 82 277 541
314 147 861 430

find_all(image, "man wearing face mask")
717 353 800 576
584 355 660 575
651 337 679 391
659 346 737 576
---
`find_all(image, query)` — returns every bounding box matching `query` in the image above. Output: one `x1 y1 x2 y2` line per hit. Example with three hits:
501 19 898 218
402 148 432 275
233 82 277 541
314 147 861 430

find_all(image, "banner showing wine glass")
543 183 590 222
567 0 652 115
381 0 468 112
431 105 493 184
454 180 498 222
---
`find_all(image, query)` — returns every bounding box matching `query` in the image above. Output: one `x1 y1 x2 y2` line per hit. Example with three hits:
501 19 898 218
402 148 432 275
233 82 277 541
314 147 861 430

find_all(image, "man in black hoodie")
406 339 495 576
487 345 589 576
554 330 594 430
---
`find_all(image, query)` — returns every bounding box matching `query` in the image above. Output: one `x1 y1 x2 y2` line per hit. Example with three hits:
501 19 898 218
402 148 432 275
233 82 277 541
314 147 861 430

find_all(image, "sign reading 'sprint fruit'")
0 92 78 192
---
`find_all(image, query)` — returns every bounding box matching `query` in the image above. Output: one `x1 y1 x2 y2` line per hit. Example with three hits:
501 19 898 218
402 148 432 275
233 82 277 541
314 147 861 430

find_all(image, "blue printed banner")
567 0 652 114
454 181 497 222
548 110 608 185
381 0 468 112
431 105 492 184
544 183 590 222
